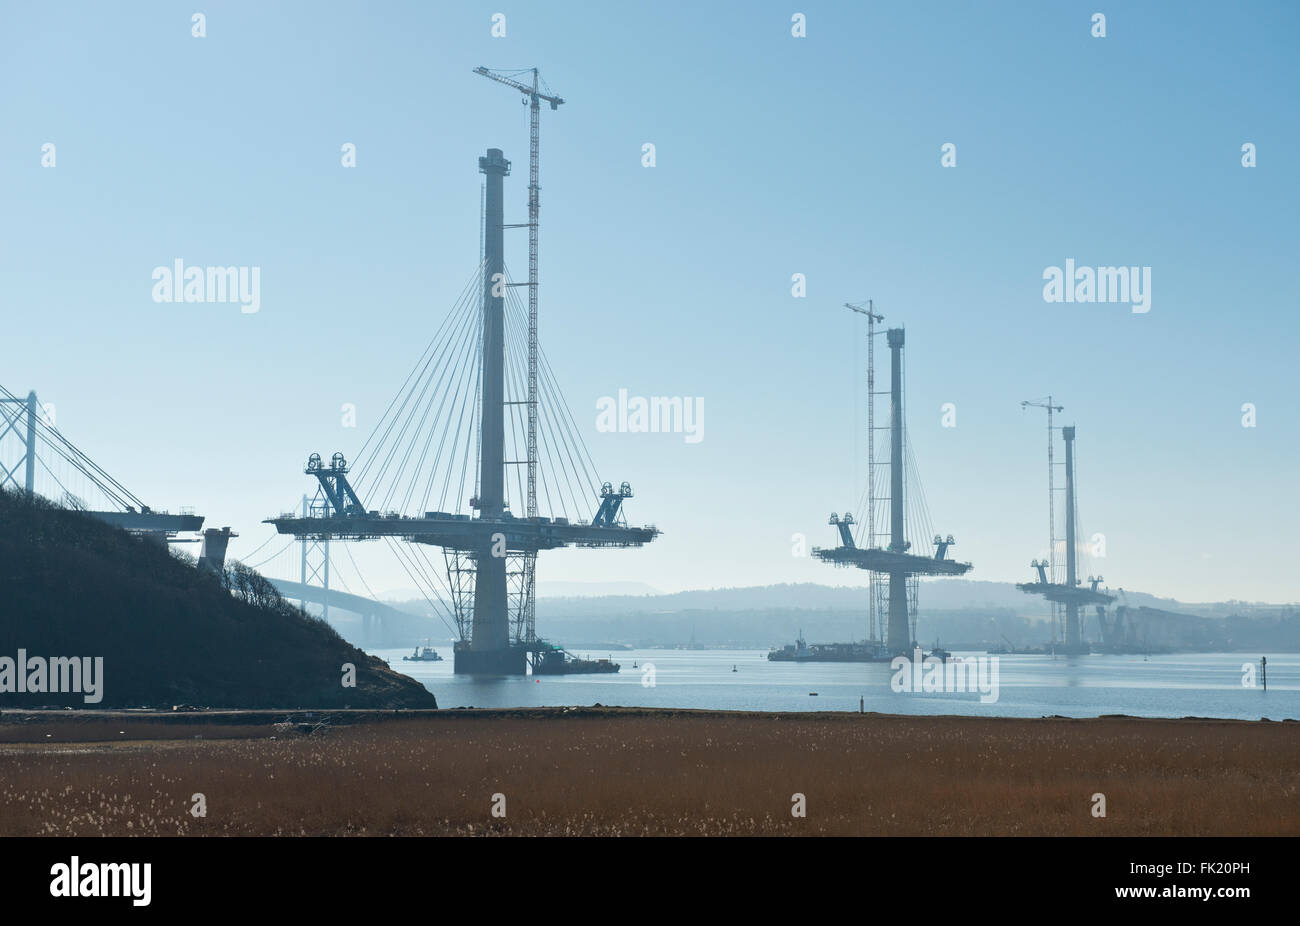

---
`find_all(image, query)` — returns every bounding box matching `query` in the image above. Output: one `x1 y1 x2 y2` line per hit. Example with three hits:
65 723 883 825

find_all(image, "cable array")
346 263 601 523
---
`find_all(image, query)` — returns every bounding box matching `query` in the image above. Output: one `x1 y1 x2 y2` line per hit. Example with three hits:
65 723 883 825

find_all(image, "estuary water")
370 648 1300 721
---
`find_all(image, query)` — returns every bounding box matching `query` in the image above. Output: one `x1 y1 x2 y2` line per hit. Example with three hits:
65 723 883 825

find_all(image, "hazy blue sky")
2 1 1297 603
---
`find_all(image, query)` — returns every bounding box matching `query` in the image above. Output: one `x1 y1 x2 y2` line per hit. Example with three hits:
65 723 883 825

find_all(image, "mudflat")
2 707 1295 836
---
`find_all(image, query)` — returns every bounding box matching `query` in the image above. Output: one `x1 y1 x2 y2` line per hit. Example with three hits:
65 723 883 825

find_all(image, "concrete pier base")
454 644 528 676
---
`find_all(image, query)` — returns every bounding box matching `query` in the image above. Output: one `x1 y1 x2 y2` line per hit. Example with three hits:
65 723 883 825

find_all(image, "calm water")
371 648 1300 720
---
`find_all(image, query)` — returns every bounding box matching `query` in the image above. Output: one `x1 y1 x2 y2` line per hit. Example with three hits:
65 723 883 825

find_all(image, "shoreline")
3 703 1296 741
2 704 1296 744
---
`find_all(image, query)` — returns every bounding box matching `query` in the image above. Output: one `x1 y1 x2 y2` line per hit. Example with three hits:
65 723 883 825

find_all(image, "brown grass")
1 708 1296 836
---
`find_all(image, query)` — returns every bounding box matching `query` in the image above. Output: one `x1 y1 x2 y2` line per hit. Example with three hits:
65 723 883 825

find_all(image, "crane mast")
473 66 565 645
473 67 563 518
1022 396 1064 642
846 301 884 642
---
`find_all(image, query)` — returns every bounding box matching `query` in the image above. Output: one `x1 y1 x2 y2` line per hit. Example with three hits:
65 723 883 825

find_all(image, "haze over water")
373 648 1299 721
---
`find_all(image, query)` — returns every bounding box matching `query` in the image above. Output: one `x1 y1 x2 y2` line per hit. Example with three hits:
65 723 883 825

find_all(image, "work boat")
403 640 443 662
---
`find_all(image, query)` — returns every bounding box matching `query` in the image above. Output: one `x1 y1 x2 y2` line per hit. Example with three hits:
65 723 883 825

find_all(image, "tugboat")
403 639 444 662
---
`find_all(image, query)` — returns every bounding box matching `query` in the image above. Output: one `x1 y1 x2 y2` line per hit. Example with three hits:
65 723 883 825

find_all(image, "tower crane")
472 66 564 523
844 301 883 543
473 66 565 648
844 301 884 638
1021 396 1064 643
1021 398 1064 573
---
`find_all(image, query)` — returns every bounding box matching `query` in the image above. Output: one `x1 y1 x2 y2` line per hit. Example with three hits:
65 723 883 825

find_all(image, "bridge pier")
198 527 235 574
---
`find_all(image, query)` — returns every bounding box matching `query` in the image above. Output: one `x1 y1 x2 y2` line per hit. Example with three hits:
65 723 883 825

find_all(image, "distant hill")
535 580 1276 616
383 579 1297 651
0 490 436 709
536 580 662 598
371 577 1294 650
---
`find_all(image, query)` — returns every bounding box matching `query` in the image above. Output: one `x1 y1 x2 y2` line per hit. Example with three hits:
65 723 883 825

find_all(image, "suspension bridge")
0 382 236 571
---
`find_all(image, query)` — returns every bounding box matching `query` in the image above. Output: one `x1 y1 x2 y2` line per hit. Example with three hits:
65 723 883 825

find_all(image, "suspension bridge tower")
1016 418 1114 654
813 309 972 655
266 146 659 674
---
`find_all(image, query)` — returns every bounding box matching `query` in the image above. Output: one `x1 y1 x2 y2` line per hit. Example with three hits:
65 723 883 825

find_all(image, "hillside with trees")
0 489 436 709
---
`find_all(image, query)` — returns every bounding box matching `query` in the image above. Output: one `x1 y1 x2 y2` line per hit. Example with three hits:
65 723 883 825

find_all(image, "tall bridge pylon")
265 147 659 674
1015 415 1115 653
813 307 972 655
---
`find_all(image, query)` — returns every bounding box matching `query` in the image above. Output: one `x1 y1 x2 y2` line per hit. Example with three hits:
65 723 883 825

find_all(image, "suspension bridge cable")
231 527 280 565
368 287 480 509
385 282 481 510
422 339 476 515
351 263 485 478
401 283 483 508
356 269 481 502
446 340 481 514
246 537 296 572
383 537 459 637
342 542 382 602
399 297 481 514
503 274 604 515
539 348 603 512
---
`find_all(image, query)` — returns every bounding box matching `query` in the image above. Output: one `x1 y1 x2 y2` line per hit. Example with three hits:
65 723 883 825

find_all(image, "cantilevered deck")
265 510 658 551
1015 581 1114 607
813 545 971 576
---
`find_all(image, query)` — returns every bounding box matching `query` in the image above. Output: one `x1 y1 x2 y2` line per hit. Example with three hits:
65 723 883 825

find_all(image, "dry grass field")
1 708 1296 836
